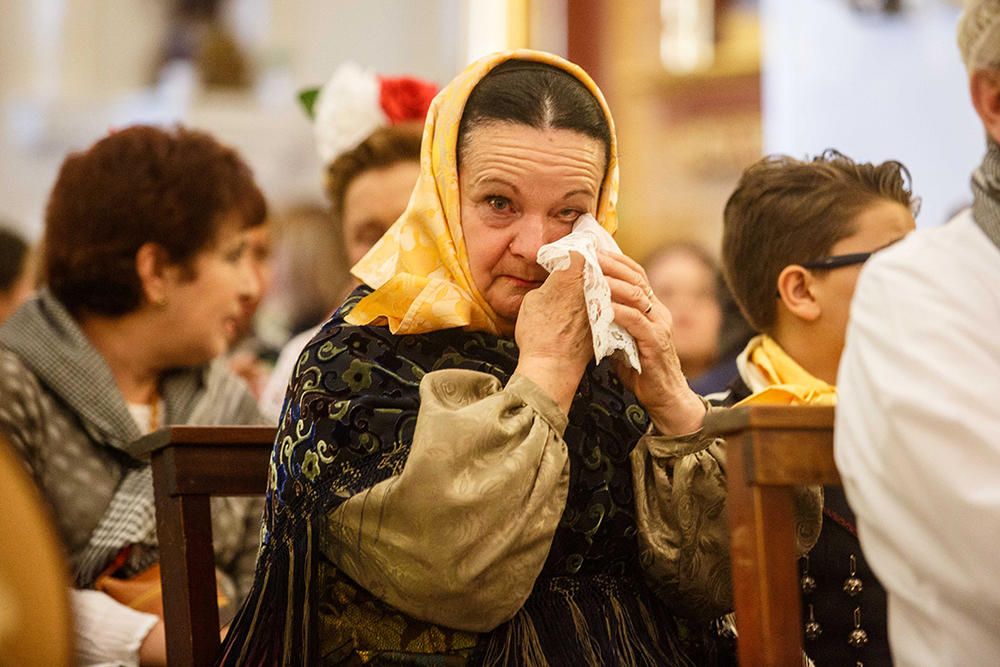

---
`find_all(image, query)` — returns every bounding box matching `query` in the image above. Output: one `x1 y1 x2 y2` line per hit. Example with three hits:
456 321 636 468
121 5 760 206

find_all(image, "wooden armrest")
704 404 834 436
706 405 838 486
147 425 276 666
133 425 277 457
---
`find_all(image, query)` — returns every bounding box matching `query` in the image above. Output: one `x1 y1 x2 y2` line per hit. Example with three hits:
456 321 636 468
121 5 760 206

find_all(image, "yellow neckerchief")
344 49 620 335
734 334 838 407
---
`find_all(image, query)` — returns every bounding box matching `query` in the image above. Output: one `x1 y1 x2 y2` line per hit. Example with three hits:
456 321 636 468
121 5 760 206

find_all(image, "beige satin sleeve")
321 369 570 633
630 405 822 620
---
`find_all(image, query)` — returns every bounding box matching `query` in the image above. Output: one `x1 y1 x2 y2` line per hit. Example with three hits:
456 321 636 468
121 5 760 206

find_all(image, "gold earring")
154 296 168 308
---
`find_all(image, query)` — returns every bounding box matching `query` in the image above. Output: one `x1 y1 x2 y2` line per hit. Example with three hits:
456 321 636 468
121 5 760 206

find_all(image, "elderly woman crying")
220 51 818 666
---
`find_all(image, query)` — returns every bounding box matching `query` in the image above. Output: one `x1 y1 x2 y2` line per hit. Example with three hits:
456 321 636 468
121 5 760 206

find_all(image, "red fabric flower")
377 76 437 125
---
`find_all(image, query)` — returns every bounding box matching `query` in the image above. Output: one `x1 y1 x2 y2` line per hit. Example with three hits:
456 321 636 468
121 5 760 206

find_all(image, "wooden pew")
704 405 838 667
0 434 74 666
137 425 276 667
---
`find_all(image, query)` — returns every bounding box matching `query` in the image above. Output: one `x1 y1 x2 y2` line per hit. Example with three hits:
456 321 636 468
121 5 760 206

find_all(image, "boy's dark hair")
722 149 915 332
44 125 266 316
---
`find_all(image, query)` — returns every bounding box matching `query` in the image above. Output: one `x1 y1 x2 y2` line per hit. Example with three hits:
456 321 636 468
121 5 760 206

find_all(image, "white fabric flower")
313 63 387 164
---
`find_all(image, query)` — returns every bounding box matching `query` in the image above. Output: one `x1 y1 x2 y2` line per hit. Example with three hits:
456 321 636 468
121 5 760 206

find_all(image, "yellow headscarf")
345 49 620 335
735 334 838 407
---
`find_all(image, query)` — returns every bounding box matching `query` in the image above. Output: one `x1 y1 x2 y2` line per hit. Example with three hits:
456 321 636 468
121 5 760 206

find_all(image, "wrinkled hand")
598 250 706 435
514 252 593 416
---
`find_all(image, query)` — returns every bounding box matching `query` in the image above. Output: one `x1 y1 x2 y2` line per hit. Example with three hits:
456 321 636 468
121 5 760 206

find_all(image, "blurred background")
0 0 979 255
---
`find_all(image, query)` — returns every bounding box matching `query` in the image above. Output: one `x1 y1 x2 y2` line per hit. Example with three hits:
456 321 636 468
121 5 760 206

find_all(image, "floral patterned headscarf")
344 49 620 335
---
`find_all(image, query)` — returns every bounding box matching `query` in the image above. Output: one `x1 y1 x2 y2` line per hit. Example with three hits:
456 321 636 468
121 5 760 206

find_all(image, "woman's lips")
503 275 545 288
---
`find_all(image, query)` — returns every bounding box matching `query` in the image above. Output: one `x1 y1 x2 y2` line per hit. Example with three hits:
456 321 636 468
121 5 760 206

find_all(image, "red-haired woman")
0 125 268 666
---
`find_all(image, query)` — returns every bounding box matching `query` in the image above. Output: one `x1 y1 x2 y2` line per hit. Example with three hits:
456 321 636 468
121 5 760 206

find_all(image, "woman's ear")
970 69 1000 145
776 264 821 323
135 242 171 307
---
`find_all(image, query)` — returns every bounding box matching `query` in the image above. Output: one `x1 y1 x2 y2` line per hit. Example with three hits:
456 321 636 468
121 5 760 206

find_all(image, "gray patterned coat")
0 290 265 602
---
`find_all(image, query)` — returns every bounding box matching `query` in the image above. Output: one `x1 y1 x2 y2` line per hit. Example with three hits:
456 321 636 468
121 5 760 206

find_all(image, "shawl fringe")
475 574 698 667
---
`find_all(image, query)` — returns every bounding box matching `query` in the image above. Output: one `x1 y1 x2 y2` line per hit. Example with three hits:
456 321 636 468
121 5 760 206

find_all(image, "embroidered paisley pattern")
220 286 723 666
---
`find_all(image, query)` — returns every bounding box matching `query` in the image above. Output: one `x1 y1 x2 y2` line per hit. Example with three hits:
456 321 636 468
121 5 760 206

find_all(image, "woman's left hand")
598 250 707 436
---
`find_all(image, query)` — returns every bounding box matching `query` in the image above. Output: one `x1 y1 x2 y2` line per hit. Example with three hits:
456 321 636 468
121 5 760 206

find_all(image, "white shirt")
72 589 157 667
835 211 1000 666
71 400 165 666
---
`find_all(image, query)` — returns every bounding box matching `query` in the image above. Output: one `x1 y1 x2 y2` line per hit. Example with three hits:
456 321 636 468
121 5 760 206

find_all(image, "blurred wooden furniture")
0 433 74 666
704 405 837 667
138 425 276 667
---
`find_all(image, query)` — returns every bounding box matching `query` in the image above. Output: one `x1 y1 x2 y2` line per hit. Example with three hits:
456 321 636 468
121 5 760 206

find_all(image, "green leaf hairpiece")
298 87 320 119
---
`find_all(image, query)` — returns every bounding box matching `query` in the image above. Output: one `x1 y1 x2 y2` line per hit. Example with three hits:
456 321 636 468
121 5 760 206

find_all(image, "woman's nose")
240 257 262 303
507 214 547 261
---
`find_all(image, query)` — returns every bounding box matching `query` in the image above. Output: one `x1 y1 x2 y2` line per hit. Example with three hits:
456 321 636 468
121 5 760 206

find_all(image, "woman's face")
646 251 722 373
231 224 273 342
159 214 261 365
459 123 605 328
342 161 421 267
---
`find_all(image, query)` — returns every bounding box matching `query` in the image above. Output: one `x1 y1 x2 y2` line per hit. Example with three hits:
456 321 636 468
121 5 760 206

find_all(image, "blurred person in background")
227 221 277 398
720 150 917 666
262 204 347 341
711 285 758 392
0 226 36 325
0 125 267 667
644 242 722 390
258 64 435 420
643 242 755 395
836 2 1000 663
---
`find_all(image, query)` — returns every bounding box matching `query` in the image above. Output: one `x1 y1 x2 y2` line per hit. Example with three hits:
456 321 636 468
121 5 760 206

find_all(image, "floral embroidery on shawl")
219 287 721 665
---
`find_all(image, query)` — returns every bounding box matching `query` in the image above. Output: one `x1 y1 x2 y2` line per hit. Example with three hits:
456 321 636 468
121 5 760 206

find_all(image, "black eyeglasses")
775 245 890 298
799 251 873 271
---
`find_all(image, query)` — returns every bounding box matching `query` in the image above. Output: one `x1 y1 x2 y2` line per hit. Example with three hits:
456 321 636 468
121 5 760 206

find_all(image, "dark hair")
722 149 915 332
0 227 30 292
457 59 611 168
44 125 266 316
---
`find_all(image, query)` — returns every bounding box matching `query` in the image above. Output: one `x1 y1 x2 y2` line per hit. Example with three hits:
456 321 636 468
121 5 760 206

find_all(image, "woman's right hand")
514 252 593 415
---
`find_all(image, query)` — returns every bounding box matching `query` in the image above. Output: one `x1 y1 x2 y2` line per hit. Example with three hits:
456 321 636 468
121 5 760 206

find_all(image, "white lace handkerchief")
536 214 641 372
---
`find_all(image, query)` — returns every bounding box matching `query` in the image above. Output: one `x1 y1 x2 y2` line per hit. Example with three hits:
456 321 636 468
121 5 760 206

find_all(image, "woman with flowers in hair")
220 51 808 666
259 64 437 420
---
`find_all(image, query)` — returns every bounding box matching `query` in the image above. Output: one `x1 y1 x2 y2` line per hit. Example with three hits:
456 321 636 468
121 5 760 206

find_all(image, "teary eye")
557 208 583 222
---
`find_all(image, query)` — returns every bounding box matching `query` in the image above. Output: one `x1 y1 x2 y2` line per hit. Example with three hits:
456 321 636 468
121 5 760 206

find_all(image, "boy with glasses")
715 149 917 666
